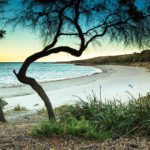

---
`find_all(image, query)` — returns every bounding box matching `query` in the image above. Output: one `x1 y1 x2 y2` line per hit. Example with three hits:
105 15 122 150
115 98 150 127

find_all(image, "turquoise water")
0 62 101 87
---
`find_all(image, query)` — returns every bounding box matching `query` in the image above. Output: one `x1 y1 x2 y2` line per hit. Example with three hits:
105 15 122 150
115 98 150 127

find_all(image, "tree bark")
0 107 6 122
14 70 55 120
30 79 55 120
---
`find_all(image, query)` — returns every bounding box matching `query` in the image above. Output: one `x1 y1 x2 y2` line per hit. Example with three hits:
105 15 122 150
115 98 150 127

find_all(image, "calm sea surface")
0 62 101 88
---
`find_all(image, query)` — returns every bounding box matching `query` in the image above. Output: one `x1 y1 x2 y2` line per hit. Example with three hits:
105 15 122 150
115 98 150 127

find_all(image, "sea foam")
0 62 102 88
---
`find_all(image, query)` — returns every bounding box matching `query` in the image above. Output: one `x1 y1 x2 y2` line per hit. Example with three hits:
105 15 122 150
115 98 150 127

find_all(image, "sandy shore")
3 65 150 110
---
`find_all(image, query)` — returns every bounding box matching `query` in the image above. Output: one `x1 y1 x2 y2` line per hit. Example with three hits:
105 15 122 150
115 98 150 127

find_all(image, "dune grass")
37 107 48 116
13 104 27 111
31 92 150 140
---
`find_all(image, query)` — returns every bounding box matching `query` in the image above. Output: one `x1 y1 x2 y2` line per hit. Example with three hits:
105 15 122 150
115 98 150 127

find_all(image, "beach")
3 64 150 111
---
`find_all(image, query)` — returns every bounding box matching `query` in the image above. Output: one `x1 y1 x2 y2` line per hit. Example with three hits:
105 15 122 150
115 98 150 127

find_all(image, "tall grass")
57 92 150 137
32 92 150 140
13 104 27 111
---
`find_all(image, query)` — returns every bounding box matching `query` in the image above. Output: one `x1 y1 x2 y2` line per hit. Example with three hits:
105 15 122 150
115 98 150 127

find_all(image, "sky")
0 29 141 62
0 0 145 62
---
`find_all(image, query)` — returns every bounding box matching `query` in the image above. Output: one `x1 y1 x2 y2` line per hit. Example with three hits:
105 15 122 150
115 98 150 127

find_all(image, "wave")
0 63 102 88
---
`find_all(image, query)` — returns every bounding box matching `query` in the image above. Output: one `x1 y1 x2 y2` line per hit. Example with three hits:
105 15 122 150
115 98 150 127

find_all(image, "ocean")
0 62 101 88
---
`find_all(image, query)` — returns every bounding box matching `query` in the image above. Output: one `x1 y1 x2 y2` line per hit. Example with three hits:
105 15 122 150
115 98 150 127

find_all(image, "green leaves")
31 117 109 140
57 92 150 137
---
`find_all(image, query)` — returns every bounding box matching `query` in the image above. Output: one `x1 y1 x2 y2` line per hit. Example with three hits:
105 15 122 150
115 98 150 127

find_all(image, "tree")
7 0 150 120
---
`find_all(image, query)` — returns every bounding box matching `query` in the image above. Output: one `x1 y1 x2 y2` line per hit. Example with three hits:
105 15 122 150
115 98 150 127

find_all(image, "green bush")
65 117 94 137
32 121 63 137
31 117 110 140
32 92 150 140
57 92 150 137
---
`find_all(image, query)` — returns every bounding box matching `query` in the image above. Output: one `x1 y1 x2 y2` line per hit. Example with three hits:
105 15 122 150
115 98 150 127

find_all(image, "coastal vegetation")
71 50 150 69
31 92 150 140
1 92 150 148
13 105 27 112
37 107 48 116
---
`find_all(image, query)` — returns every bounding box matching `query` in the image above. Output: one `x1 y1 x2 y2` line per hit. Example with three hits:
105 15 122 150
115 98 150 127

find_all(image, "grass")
31 92 150 140
37 107 48 116
31 117 109 140
13 104 27 111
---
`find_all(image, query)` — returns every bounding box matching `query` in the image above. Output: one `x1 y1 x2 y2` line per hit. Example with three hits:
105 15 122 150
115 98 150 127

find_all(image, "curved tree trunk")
16 74 55 120
13 46 84 120
31 80 55 120
13 52 56 120
0 107 6 122
29 78 55 120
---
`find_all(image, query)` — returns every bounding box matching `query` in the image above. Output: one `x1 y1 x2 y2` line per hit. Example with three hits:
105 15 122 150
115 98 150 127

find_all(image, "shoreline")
0 64 103 98
3 64 150 111
0 69 101 89
0 62 101 90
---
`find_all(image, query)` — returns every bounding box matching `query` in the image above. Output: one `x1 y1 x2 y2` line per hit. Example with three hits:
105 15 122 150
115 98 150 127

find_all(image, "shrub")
32 121 63 137
31 117 110 140
57 92 150 137
32 92 150 140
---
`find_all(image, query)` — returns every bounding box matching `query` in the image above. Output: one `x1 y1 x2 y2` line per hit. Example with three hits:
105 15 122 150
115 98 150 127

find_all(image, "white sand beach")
3 65 150 110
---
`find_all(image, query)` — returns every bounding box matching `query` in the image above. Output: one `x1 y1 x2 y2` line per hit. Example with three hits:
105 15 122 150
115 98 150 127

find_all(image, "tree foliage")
0 0 7 39
0 30 6 38
8 0 150 49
